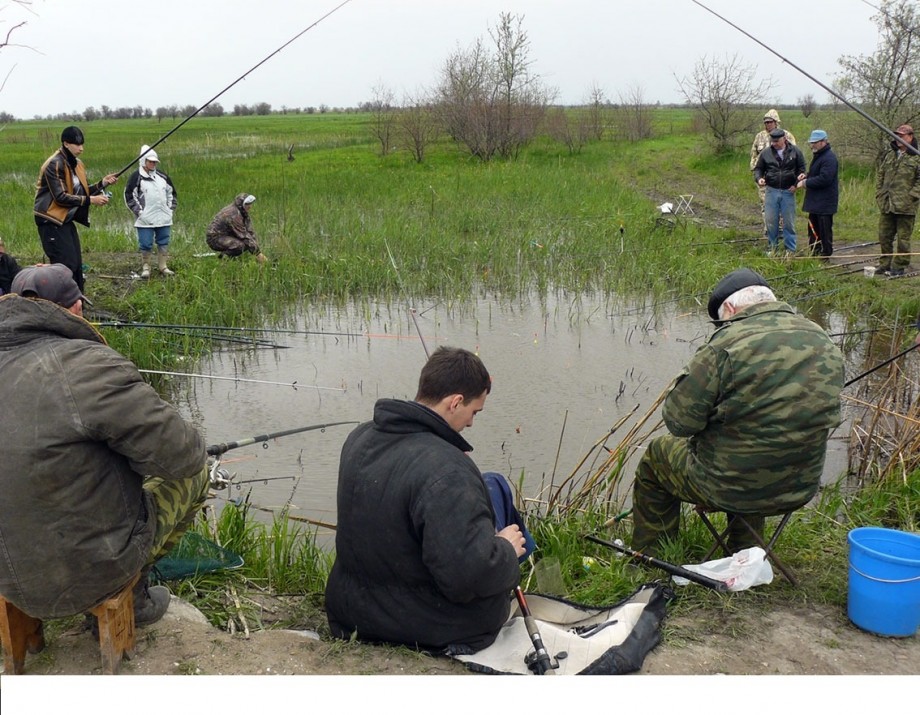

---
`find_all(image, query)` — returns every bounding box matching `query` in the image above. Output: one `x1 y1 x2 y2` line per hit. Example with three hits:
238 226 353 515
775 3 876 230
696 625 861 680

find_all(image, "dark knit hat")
769 127 786 139
61 125 85 145
707 268 770 321
11 264 84 307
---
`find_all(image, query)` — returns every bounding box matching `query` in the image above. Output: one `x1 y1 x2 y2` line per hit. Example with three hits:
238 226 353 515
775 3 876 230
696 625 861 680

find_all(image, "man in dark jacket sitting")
0 264 209 631
325 346 527 653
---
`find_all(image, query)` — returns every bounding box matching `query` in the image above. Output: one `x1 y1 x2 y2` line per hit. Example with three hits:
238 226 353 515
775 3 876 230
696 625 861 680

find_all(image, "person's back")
325 347 522 652
664 300 844 512
0 276 205 619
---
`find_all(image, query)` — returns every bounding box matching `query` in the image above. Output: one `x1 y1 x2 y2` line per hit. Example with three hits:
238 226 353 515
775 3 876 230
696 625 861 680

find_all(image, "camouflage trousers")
631 435 763 554
877 212 915 270
206 234 254 258
144 466 210 564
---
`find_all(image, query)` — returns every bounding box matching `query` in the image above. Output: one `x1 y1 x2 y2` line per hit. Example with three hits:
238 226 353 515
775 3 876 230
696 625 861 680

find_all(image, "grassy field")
3 108 918 634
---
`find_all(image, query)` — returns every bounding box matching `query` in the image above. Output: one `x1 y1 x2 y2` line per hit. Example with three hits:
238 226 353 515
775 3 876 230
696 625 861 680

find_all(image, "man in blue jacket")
797 129 839 257
325 346 527 653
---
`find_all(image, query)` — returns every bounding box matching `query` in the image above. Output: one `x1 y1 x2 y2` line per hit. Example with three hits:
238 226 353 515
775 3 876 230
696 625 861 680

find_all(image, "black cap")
707 268 770 320
769 127 786 140
61 126 85 145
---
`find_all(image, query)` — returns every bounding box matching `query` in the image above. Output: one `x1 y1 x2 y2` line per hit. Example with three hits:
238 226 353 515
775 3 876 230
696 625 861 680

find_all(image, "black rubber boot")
133 569 171 626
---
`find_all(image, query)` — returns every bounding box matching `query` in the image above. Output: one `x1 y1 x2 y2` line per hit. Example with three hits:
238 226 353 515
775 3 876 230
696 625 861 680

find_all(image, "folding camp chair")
693 505 801 586
674 195 694 216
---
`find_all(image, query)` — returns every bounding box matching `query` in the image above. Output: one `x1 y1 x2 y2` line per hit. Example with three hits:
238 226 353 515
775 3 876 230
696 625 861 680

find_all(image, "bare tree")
398 91 439 163
614 83 654 141
368 82 396 156
836 0 920 165
675 53 775 153
799 93 817 118
545 106 588 154
1 1 37 105
435 12 552 161
583 83 609 141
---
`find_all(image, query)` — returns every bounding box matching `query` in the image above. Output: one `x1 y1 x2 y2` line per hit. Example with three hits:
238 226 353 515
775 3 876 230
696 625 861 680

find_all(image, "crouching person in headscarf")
0 264 210 636
206 193 267 263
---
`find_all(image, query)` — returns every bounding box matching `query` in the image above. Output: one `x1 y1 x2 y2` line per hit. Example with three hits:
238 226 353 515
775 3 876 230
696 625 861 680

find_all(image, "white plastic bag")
672 546 774 591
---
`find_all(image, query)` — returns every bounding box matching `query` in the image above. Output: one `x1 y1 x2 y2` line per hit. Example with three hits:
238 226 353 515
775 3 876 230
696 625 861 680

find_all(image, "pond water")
177 292 852 540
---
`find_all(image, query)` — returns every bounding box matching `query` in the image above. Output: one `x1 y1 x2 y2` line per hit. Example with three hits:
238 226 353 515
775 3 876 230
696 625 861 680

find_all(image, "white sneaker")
159 266 175 276
140 265 151 278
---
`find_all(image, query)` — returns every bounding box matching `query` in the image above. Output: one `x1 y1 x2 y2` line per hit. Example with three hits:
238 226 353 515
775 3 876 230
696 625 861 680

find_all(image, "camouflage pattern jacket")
876 144 920 215
662 301 844 513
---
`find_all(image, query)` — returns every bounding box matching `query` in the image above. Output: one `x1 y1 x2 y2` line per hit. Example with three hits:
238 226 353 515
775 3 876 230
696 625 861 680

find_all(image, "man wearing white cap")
206 193 267 263
796 129 839 257
124 145 179 278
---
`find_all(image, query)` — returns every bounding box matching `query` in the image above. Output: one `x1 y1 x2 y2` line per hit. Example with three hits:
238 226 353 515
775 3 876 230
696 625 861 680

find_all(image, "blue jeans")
137 226 172 252
764 187 797 251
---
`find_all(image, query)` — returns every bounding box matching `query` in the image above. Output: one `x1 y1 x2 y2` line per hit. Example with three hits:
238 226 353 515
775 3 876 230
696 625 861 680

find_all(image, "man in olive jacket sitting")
325 346 527 653
0 264 209 627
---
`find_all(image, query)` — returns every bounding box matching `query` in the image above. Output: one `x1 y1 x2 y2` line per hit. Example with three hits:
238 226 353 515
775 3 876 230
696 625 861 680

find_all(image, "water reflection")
177 293 852 534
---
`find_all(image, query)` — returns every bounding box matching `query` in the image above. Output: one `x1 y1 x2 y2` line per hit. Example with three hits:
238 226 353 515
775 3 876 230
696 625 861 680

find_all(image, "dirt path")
8 591 916 678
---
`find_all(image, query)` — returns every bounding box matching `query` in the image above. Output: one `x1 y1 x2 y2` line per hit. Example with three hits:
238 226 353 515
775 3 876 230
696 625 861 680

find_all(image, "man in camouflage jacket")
631 269 844 554
875 124 920 275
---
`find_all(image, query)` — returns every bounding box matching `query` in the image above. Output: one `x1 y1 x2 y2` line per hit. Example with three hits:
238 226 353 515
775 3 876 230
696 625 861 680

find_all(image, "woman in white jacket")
124 145 178 277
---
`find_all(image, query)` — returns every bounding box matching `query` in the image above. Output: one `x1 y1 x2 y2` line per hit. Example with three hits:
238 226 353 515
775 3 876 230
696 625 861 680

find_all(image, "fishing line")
110 0 355 177
691 0 920 154
94 320 363 338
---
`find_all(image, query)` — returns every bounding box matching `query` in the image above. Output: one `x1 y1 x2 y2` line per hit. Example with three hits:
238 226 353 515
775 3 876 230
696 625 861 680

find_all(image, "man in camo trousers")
631 268 844 554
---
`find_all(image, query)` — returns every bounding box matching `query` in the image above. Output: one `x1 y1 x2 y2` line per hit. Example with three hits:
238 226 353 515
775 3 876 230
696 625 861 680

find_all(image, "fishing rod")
207 420 359 457
158 327 289 350
138 369 345 392
514 587 556 675
95 320 363 338
844 342 920 387
109 0 354 178
585 534 730 592
691 0 920 155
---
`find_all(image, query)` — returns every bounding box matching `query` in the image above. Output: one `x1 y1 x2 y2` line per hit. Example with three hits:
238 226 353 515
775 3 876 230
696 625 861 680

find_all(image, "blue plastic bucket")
847 527 920 637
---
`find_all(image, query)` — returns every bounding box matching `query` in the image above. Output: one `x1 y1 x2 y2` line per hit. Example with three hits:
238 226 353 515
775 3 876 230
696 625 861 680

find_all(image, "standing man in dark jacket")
631 269 844 555
325 346 527 653
797 129 839 257
0 264 209 628
753 128 807 254
33 126 118 294
875 124 920 276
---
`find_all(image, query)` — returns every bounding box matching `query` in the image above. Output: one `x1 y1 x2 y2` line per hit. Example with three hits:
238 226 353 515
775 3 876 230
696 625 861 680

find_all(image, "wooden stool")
0 572 140 675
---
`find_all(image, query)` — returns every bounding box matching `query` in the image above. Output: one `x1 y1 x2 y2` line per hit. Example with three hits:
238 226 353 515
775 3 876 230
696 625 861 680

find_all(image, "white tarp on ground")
450 583 669 675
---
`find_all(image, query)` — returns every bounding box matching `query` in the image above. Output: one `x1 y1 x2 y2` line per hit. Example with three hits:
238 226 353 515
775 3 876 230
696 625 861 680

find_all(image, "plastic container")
863 266 876 278
847 527 920 637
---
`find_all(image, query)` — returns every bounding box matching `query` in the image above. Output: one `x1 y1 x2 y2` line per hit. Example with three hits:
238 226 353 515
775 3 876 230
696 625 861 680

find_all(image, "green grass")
4 108 919 635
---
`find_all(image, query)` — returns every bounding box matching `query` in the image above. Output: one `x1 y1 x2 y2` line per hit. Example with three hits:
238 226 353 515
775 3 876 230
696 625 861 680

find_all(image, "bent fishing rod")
207 420 359 457
586 534 730 592
692 0 920 155
109 0 354 178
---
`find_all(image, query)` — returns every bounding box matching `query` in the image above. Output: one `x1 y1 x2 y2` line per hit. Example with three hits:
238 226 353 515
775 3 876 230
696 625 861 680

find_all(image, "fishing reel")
208 457 234 490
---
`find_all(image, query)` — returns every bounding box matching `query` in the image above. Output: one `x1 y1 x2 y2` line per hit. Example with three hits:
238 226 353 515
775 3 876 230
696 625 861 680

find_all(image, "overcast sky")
1 0 882 119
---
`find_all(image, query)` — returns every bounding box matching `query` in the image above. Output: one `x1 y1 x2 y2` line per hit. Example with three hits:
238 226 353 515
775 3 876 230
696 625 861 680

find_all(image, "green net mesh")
152 532 244 581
